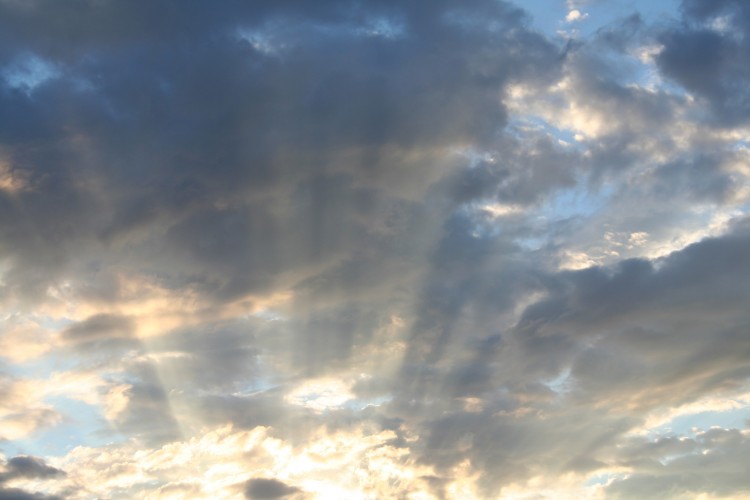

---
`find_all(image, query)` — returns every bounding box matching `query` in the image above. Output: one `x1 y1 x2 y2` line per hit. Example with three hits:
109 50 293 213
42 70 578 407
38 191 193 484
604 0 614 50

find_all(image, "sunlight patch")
480 203 524 218
285 378 355 412
0 159 31 194
565 9 588 23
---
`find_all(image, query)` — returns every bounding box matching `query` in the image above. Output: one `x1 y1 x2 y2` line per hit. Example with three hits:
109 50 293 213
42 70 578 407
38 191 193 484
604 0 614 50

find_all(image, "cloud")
0 316 55 362
61 313 134 343
0 0 748 498
0 456 64 500
606 428 750 498
655 0 750 125
566 9 589 23
0 375 61 441
244 478 300 499
0 456 63 482
38 423 438 498
0 490 61 500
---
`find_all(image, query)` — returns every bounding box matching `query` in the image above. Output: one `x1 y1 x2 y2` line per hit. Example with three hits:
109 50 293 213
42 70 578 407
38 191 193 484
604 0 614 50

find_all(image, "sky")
0 0 749 498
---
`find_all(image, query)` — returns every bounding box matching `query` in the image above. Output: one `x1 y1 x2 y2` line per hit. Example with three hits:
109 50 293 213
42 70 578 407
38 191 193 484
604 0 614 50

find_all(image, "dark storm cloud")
656 0 750 125
0 0 565 310
244 478 300 499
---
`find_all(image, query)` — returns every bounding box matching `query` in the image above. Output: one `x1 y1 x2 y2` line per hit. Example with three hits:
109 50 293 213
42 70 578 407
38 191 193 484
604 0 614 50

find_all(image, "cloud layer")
0 0 749 498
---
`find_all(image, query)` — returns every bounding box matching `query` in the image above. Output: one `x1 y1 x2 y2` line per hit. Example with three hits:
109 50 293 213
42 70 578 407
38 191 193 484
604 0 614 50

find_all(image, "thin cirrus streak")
0 0 749 498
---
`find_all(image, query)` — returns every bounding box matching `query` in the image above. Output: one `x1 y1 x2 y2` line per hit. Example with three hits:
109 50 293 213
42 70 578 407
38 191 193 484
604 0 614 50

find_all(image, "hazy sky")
1 0 749 498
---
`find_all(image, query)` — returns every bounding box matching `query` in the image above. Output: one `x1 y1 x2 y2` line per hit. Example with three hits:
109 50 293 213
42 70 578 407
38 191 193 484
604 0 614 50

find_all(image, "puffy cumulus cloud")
0 0 749 498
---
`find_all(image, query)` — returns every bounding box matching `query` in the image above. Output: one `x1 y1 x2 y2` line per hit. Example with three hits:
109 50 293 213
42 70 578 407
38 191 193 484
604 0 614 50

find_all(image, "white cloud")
566 9 589 23
42 423 442 499
285 378 355 412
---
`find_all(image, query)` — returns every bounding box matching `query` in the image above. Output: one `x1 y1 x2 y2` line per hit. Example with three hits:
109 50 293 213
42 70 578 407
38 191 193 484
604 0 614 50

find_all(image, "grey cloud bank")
0 0 749 498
